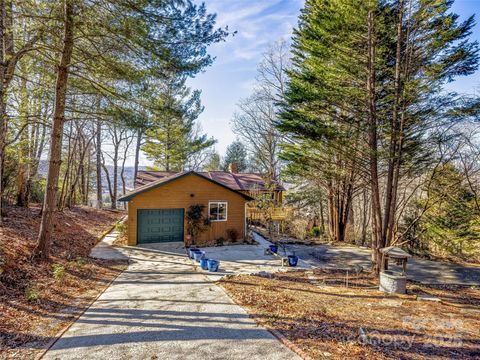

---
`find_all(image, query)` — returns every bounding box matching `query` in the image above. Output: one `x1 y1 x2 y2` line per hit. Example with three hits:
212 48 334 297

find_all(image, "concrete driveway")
44 244 300 360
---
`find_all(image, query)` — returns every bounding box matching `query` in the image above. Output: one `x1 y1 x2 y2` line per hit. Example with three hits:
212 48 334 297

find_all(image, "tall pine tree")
142 77 216 171
279 0 479 269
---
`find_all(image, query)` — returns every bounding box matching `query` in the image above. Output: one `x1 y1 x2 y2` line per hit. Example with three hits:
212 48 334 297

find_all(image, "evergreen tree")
142 77 216 171
222 141 248 172
405 163 480 258
204 151 221 171
279 0 479 269
278 0 367 243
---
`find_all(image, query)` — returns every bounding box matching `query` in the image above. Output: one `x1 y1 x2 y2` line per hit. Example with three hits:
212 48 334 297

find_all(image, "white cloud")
184 0 304 156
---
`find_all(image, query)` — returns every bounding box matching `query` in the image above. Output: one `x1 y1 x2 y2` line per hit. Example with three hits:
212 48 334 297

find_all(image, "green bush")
25 283 40 302
310 226 322 237
72 256 87 268
115 222 127 234
216 237 225 246
52 264 65 281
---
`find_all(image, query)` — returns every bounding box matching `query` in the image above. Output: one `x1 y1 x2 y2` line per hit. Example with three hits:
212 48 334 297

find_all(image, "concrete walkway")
90 221 128 261
43 245 300 360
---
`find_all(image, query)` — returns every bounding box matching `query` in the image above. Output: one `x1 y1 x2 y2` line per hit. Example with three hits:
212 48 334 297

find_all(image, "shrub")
287 219 309 240
25 283 40 302
115 221 127 234
310 226 322 237
72 256 87 268
216 237 225 246
52 264 65 281
186 204 210 245
226 228 239 242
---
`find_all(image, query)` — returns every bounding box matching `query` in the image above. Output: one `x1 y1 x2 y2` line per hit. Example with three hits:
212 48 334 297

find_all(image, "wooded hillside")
0 0 226 260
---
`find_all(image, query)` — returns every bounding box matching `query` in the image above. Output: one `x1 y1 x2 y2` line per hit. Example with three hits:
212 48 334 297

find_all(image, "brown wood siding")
127 173 247 246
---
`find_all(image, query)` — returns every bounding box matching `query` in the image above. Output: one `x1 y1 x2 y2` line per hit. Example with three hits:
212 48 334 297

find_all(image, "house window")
209 201 228 221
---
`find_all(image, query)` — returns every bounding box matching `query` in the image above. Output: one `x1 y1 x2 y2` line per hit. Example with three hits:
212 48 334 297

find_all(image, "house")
119 170 284 247
135 169 285 203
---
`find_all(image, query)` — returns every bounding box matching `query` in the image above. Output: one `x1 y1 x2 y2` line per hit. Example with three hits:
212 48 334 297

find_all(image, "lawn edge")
96 214 127 245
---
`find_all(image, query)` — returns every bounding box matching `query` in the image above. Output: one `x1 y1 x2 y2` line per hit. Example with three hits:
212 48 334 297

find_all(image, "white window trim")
208 201 228 222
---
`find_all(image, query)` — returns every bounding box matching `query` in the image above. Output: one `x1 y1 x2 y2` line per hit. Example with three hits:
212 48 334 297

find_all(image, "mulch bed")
219 270 480 360
0 205 127 360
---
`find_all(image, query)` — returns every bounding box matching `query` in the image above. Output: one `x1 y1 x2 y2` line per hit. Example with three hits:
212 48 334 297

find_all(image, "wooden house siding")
126 173 247 246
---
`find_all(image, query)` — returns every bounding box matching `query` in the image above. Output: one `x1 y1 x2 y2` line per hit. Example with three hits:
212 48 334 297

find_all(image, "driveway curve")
43 245 300 360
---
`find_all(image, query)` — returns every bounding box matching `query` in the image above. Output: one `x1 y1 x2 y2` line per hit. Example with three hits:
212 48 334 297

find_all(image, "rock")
257 271 271 278
358 327 367 343
460 308 480 315
379 299 403 307
417 295 441 302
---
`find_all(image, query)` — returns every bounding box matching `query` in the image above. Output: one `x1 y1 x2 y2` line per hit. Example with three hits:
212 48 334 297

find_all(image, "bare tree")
232 40 290 180
101 123 130 209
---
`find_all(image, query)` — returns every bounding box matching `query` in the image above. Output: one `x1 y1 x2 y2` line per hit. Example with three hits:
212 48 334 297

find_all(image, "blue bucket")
269 244 278 254
200 258 209 270
188 248 201 259
207 259 219 272
288 255 299 267
194 251 205 263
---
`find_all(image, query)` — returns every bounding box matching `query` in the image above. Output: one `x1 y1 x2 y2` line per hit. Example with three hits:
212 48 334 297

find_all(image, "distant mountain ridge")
38 160 145 194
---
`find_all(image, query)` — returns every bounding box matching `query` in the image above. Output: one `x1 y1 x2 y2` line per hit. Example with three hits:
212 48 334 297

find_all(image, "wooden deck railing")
246 206 292 221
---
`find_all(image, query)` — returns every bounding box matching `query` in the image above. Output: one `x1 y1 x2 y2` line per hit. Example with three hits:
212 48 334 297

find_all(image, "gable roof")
135 170 285 192
118 171 255 202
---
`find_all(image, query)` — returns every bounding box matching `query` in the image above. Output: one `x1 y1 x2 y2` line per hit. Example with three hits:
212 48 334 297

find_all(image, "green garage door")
137 209 184 244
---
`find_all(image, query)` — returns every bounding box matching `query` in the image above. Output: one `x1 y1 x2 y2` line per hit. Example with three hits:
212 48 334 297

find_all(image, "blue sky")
188 0 304 156
187 0 480 157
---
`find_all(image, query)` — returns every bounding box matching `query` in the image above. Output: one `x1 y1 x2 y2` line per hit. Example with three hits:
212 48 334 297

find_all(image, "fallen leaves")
219 271 480 360
0 205 127 359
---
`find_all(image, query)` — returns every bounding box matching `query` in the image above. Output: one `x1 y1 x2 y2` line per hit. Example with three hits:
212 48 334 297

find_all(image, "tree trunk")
96 118 102 208
133 128 142 186
34 0 74 260
28 115 47 204
58 122 74 209
367 9 383 272
16 69 30 207
83 145 91 205
0 0 8 222
101 153 114 206
383 0 404 248
111 149 118 209
319 197 325 235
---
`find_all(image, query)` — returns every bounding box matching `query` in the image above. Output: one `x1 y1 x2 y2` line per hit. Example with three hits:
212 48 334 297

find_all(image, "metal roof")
118 171 255 202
